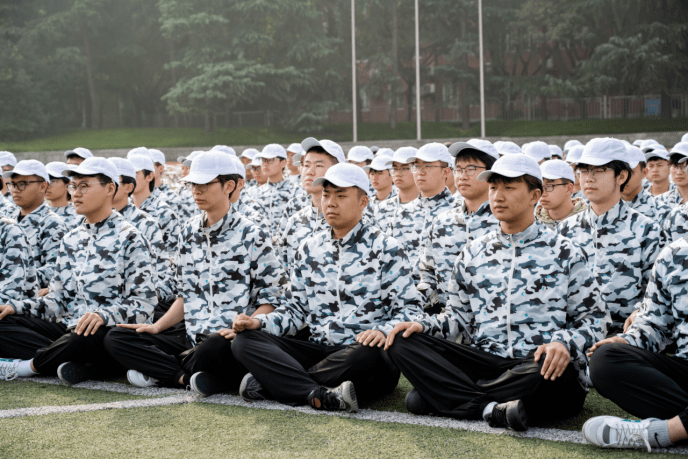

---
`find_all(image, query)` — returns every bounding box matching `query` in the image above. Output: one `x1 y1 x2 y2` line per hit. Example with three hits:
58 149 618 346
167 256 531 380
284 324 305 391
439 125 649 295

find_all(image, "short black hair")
218 173 240 200
65 154 82 161
305 148 338 166
454 150 497 171
487 174 543 193
73 173 119 196
669 154 686 166
638 161 647 170
575 160 631 192
121 176 136 198
647 157 669 165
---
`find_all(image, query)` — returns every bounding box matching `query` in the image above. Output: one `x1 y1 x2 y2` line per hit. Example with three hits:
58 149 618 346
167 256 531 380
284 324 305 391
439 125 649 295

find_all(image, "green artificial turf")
0 403 674 459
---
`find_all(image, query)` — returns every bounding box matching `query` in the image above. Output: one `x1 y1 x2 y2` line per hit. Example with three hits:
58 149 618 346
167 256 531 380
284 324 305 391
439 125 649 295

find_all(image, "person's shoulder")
624 206 660 235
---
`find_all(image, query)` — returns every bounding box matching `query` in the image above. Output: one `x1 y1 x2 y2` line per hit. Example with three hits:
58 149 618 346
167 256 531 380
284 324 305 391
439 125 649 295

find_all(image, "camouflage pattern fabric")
621 236 687 360
9 203 67 289
177 186 198 220
236 194 267 228
369 186 398 209
255 221 425 346
277 190 310 235
375 195 413 233
140 191 181 262
0 217 38 311
534 197 588 231
51 205 82 228
276 204 329 275
158 183 188 221
0 195 16 218
656 188 685 210
452 191 465 209
176 207 287 345
417 221 607 387
662 202 688 244
11 211 157 328
253 180 295 237
625 188 671 222
558 200 661 330
417 201 499 309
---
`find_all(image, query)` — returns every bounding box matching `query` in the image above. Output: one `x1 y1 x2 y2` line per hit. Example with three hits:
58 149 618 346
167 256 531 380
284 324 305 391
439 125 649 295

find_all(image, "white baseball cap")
147 149 166 165
257 144 287 160
641 143 665 153
549 145 563 158
632 139 644 147
478 154 542 182
228 155 246 179
240 148 260 160
522 141 552 162
626 145 647 169
406 142 453 166
298 138 345 164
347 145 375 163
64 147 93 160
182 150 236 184
286 143 304 154
449 140 499 160
564 140 583 151
541 159 575 182
363 155 393 172
370 146 380 154
2 160 49 183
386 147 418 166
640 139 660 149
46 162 76 180
127 147 149 158
182 150 206 167
577 138 629 167
645 148 670 162
669 142 688 160
211 145 237 156
108 157 137 180
496 141 522 156
565 145 585 164
682 133 688 143
63 157 119 185
251 156 262 167
493 141 504 150
0 151 17 167
313 162 370 193
376 148 395 157
128 154 155 172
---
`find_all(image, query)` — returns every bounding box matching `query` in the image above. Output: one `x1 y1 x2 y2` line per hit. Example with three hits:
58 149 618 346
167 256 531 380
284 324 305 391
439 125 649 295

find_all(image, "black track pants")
0 315 67 360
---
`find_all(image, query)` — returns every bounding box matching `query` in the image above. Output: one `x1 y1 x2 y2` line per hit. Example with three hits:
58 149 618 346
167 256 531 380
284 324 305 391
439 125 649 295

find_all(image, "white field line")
6 377 687 455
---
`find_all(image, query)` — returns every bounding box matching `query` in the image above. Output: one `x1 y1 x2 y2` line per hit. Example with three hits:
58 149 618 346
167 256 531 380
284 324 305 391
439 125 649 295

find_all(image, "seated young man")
253 144 294 238
63 147 93 166
564 145 586 201
0 180 15 218
0 158 156 384
104 151 287 397
364 155 397 207
559 138 661 336
375 147 419 231
231 163 424 413
384 154 606 431
226 155 267 228
0 151 17 202
3 161 67 290
621 146 670 222
276 138 345 275
583 236 687 452
45 162 80 228
657 143 688 210
643 147 675 197
535 159 587 230
417 141 498 312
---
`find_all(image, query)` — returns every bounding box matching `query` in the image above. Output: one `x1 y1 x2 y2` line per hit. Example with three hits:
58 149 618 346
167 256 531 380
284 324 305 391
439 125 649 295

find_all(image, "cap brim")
363 166 389 172
574 156 612 167
177 156 187 163
313 176 363 191
181 172 217 184
644 153 667 161
477 169 531 182
449 143 484 157
541 172 571 180
256 153 285 160
679 157 688 163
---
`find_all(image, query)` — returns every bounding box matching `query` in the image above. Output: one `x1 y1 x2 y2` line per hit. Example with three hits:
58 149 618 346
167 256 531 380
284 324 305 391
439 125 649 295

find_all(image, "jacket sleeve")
0 224 37 311
36 218 67 288
249 226 288 307
416 220 439 308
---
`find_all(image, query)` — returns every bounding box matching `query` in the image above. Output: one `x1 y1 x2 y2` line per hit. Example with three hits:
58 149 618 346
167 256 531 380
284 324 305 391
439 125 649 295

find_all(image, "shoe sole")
506 399 529 431
341 381 359 413
239 374 264 402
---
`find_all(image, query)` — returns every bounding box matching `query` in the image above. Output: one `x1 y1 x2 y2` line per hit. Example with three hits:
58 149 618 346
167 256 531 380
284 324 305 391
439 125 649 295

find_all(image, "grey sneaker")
307 381 358 413
0 358 20 381
582 416 652 452
189 371 224 397
239 373 266 402
486 399 529 431
57 362 95 385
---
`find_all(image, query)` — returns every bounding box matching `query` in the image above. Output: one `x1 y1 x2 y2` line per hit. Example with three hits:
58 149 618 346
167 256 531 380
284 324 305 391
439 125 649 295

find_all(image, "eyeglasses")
670 163 688 173
48 179 64 187
543 183 570 192
453 165 486 177
7 180 45 191
411 165 446 174
575 167 610 179
189 180 221 193
67 182 110 194
390 166 411 175
260 158 280 165
368 169 389 176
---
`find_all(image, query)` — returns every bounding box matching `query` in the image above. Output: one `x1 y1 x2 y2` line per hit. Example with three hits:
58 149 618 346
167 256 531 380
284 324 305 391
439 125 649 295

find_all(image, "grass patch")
2 118 685 152
0 403 673 459
0 380 150 410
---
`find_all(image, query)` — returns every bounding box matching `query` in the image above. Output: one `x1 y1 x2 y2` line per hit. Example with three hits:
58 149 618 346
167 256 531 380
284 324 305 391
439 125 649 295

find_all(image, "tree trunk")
82 27 100 130
389 0 398 130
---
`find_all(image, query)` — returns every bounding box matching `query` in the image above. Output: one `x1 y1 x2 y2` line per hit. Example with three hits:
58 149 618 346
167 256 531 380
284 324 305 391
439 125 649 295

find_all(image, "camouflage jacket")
51 204 81 228
256 221 425 346
276 204 328 275
139 192 181 261
621 237 687 360
418 221 606 386
452 191 465 209
558 200 661 330
12 211 157 328
370 187 398 208
176 207 287 345
644 179 676 194
10 203 67 289
253 180 294 237
235 195 267 228
662 203 688 245
120 204 175 303
0 217 37 310
534 197 588 231
2 191 12 203
0 195 16 218
417 201 499 309
656 188 685 210
278 190 310 234
387 188 456 272
177 186 198 220
625 188 671 222
572 189 587 202
375 195 413 232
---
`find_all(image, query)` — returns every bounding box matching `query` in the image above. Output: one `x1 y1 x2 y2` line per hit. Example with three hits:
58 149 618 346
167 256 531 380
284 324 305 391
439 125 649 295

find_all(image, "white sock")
16 359 39 377
483 402 498 420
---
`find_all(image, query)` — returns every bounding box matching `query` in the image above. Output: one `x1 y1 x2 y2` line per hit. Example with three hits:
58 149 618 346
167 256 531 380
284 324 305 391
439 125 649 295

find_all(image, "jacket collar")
585 199 627 228
496 220 542 247
198 206 235 236
83 210 118 235
329 220 366 248
417 187 453 208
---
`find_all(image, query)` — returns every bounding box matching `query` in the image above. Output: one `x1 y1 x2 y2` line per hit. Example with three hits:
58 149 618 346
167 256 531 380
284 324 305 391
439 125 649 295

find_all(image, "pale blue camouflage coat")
0 217 38 311
253 180 295 237
662 203 687 244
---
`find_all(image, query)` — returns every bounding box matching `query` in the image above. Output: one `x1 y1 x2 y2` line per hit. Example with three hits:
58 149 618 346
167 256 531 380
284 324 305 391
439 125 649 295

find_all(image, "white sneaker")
0 358 20 381
582 416 652 452
126 370 158 388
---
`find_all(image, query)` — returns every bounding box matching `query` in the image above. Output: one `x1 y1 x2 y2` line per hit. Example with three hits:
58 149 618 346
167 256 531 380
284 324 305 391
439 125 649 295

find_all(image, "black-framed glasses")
260 157 280 165
66 182 110 194
391 166 411 175
411 164 446 173
7 180 45 191
189 180 221 193
543 183 570 192
453 165 486 177
575 167 610 179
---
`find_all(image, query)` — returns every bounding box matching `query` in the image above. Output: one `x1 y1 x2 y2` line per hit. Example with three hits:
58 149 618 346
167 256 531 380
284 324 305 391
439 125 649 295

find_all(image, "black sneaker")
239 373 266 402
405 389 431 415
307 381 358 413
57 362 96 385
486 400 529 431
189 371 224 397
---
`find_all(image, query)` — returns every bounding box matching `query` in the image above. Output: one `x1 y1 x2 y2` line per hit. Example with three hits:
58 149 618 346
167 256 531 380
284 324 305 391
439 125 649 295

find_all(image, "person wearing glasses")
384 154 605 432
643 146 675 197
387 143 455 278
417 141 499 313
620 146 671 223
129 154 180 265
559 138 661 338
0 151 17 202
104 150 286 397
0 157 156 385
45 162 80 228
2 160 67 290
239 149 260 197
0 181 16 218
225 155 267 229
657 143 688 210
253 144 293 237
535 159 587 230
363 154 397 207
347 146 376 197
375 147 420 231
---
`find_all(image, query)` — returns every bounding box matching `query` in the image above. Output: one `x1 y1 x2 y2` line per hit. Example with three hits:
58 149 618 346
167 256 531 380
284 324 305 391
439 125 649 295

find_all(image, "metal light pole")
351 0 357 143
414 0 421 141
478 0 486 138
